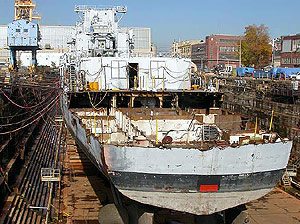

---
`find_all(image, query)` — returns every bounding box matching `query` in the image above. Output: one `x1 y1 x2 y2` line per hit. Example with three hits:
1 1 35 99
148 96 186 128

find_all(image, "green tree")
238 24 272 69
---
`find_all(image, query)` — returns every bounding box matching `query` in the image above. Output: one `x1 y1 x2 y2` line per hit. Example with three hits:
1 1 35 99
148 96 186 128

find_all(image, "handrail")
74 5 127 13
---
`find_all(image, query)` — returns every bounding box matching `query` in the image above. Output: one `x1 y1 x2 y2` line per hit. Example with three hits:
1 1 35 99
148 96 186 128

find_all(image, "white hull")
120 188 272 215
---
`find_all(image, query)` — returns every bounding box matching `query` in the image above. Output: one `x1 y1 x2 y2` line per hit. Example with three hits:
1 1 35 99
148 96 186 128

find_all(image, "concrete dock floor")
245 188 300 224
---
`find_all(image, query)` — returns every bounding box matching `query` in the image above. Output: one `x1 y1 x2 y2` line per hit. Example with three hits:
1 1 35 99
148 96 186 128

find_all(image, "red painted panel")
200 184 219 192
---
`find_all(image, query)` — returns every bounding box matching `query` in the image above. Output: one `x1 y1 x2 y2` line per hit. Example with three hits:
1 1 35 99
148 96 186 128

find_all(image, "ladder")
282 173 291 188
69 63 77 92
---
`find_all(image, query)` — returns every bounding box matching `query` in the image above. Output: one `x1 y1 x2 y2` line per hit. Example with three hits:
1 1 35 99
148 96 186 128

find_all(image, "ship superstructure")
60 6 292 215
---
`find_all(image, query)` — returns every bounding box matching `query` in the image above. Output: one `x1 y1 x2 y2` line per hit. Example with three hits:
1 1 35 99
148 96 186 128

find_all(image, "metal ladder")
68 63 77 92
282 173 291 188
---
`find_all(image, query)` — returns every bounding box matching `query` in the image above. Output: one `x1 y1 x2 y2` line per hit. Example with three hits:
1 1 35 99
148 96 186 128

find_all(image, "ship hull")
119 188 272 215
61 95 292 215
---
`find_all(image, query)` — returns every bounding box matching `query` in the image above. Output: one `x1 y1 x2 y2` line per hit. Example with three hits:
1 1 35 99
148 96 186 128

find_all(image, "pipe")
269 110 274 131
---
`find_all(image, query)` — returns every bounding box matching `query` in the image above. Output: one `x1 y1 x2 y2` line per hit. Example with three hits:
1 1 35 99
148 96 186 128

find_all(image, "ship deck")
70 106 280 150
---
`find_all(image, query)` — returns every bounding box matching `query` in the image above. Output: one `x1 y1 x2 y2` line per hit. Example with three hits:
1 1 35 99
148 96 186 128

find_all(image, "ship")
59 5 292 215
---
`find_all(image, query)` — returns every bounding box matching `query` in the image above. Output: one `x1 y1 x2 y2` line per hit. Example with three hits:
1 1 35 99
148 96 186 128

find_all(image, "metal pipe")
45 122 63 223
254 117 258 138
269 110 274 131
239 38 242 67
156 119 158 144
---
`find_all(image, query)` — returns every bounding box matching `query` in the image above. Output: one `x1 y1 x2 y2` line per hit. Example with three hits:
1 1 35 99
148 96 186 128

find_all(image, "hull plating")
119 188 272 215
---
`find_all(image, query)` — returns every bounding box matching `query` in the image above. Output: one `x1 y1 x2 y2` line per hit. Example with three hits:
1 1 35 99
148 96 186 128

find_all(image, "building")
191 42 206 71
120 27 152 57
205 34 240 69
272 37 282 67
0 25 153 66
280 34 300 68
171 40 203 58
191 34 241 70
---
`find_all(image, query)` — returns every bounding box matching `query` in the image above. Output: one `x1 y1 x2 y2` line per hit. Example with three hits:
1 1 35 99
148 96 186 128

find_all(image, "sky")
1 0 300 51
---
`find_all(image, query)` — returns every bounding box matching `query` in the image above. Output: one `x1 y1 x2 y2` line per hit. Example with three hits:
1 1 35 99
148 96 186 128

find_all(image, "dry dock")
1 72 300 223
59 131 113 223
245 188 300 224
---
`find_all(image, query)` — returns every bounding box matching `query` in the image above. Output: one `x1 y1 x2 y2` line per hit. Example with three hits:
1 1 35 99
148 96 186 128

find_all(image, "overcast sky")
1 0 300 51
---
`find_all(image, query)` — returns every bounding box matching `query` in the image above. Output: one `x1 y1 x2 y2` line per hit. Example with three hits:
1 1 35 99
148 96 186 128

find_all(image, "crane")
14 0 41 21
7 0 41 72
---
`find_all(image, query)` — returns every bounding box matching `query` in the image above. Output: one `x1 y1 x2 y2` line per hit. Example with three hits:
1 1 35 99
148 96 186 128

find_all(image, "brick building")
191 42 206 71
191 34 241 70
171 40 203 58
281 34 300 67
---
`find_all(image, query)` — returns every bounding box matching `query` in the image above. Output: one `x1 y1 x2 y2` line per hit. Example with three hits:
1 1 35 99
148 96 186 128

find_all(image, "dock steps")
282 173 292 188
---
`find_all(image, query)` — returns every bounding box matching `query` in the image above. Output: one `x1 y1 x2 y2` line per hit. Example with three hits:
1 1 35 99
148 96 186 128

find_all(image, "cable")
0 89 53 119
0 97 55 127
87 91 107 111
0 93 61 135
0 110 31 119
18 87 29 108
0 88 54 110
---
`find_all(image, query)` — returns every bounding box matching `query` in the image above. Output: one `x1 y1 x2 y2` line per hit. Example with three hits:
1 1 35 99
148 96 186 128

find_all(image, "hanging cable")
87 91 108 111
0 89 53 119
0 93 61 135
0 88 54 110
0 98 55 127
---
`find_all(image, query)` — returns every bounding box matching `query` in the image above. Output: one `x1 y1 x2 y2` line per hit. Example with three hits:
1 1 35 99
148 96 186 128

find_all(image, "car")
290 72 300 80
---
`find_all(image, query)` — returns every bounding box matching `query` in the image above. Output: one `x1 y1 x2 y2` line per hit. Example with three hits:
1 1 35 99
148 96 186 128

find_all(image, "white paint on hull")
119 188 272 215
104 142 292 175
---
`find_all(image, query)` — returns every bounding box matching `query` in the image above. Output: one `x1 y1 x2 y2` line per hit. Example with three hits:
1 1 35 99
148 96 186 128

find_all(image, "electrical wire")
0 96 56 127
19 87 29 108
0 89 54 119
0 88 54 110
0 110 31 119
0 93 59 127
0 93 61 135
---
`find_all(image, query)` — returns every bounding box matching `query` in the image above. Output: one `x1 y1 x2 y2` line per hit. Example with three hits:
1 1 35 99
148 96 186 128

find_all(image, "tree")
238 24 272 69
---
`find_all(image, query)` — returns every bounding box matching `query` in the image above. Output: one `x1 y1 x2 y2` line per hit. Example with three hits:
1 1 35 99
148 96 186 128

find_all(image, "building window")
24 29 28 32
219 54 235 60
16 29 20 32
282 58 291 64
292 58 300 64
210 45 213 59
219 46 236 52
219 39 238 43
282 40 292 52
292 39 300 51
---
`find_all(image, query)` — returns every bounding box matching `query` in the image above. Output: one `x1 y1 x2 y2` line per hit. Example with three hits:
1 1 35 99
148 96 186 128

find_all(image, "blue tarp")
254 70 268 78
269 67 278 77
236 67 255 77
274 68 300 78
237 67 300 78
